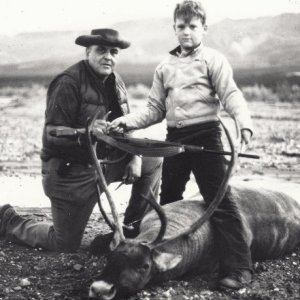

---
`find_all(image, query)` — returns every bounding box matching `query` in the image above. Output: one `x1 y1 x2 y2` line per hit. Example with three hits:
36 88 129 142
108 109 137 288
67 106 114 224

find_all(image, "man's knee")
52 230 82 253
141 157 163 176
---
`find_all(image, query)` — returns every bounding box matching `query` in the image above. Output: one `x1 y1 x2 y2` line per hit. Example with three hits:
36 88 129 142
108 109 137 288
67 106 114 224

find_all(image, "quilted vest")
41 60 130 162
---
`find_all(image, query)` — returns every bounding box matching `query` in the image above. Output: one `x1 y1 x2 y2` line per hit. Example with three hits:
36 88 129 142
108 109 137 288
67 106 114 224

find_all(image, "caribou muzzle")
89 281 116 300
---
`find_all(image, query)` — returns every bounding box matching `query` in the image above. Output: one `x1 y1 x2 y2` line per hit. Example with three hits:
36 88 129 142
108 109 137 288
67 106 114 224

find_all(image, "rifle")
49 127 259 160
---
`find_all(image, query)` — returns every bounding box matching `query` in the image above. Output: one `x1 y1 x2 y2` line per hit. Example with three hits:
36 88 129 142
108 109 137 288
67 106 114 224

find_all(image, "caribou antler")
154 116 238 247
86 108 125 248
137 188 167 247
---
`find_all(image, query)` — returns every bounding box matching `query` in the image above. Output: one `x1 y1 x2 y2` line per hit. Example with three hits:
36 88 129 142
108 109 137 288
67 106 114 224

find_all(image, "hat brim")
75 35 130 49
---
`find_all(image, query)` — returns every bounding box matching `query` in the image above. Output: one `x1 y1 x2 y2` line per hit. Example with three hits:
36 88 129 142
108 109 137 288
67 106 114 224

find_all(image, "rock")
252 280 261 289
162 290 171 298
181 281 189 287
20 278 31 287
141 291 151 297
200 290 212 296
54 292 62 297
73 264 83 271
168 287 176 295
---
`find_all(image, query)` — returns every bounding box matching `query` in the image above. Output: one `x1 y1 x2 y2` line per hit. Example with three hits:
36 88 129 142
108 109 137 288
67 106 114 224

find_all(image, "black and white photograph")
0 0 300 299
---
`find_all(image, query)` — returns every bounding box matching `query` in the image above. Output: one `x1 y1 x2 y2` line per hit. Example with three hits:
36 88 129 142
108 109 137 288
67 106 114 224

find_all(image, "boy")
110 0 253 290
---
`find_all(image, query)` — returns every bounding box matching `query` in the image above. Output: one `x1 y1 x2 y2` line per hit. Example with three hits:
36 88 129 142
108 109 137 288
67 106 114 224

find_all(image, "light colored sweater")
124 43 253 132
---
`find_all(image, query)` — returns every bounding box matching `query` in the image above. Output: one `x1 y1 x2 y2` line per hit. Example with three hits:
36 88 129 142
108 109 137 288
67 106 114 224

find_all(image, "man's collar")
169 43 203 57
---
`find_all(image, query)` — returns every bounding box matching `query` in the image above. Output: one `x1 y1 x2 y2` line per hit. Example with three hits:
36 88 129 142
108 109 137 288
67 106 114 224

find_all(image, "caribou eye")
108 285 116 296
139 263 150 272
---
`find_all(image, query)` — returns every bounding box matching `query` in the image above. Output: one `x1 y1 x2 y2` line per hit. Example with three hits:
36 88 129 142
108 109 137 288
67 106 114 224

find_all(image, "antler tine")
139 188 167 247
155 116 238 247
86 109 114 231
95 184 115 231
86 108 125 242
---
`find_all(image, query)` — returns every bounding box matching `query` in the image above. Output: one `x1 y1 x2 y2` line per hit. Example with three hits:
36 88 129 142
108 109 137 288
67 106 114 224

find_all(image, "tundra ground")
0 88 300 299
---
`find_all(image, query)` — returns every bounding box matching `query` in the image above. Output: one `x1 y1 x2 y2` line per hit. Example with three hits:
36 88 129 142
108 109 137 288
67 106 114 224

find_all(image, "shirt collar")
169 43 204 58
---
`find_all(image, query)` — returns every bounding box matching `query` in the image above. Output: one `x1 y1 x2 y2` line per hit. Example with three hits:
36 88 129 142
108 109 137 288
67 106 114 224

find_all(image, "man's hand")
109 117 127 134
92 120 111 138
240 129 252 151
122 155 142 184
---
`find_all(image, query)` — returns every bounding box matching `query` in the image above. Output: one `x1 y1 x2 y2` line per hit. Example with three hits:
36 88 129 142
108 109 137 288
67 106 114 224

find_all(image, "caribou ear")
152 249 182 272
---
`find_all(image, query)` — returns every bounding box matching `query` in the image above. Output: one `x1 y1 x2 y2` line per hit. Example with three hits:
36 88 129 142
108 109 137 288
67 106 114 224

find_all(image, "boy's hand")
92 120 110 138
122 155 142 184
240 129 252 151
109 117 127 134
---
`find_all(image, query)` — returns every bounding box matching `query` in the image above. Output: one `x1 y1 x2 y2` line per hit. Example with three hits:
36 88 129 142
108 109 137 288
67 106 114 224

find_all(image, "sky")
1 0 300 36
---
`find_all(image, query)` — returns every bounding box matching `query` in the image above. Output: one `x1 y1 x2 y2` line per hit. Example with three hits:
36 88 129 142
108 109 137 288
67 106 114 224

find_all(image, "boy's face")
174 16 207 51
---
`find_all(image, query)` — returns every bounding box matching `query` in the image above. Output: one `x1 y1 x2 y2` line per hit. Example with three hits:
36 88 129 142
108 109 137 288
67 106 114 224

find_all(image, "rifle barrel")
184 145 260 159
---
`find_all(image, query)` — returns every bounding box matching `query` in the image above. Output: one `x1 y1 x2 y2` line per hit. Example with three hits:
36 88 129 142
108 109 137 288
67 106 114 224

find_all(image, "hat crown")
91 29 120 41
91 28 118 37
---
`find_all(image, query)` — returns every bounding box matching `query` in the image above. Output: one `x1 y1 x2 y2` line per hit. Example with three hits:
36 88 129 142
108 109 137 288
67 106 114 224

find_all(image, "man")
0 29 162 252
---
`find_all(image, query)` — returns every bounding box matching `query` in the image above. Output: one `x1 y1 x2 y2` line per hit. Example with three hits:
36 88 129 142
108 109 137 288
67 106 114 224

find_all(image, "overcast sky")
1 0 300 36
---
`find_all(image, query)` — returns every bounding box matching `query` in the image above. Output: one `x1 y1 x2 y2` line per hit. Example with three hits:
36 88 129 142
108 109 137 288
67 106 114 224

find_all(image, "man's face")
174 16 207 51
87 45 119 77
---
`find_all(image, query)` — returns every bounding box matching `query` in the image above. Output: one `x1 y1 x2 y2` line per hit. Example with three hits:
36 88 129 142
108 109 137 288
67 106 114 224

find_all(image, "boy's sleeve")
209 52 253 134
124 66 167 130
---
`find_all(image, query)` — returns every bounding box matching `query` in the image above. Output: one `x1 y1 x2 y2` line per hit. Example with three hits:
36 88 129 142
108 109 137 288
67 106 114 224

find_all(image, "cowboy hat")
75 28 130 49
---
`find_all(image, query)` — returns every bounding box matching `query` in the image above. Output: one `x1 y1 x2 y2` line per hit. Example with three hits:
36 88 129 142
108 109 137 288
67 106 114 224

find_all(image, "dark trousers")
160 123 252 274
5 153 162 252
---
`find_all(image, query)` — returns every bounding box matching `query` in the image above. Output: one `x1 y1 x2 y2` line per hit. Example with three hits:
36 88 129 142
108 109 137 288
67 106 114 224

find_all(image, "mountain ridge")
0 13 299 77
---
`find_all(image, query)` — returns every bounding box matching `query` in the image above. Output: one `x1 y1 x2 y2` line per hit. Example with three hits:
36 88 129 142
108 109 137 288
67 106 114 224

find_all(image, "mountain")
112 13 300 69
0 13 299 78
203 14 300 68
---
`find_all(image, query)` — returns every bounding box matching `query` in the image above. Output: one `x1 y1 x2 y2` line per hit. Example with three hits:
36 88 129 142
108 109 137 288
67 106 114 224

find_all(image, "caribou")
82 113 300 300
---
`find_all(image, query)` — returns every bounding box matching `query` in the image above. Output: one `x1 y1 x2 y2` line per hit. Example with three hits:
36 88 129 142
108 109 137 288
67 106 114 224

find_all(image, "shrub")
275 82 300 103
242 82 300 103
242 84 280 102
127 84 150 99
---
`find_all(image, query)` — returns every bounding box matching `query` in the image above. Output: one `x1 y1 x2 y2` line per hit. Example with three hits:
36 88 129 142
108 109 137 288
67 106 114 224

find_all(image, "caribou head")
87 114 239 299
89 240 184 299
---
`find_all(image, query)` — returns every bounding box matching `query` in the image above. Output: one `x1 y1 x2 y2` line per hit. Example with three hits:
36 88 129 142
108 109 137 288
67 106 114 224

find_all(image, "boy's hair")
173 0 207 25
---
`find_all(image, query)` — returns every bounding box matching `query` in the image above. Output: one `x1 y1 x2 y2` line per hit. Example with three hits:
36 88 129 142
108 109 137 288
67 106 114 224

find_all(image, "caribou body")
89 185 300 299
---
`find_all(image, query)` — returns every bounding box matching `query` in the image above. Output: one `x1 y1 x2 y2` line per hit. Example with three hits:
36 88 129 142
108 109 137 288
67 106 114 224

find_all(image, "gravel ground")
0 210 300 300
0 88 300 299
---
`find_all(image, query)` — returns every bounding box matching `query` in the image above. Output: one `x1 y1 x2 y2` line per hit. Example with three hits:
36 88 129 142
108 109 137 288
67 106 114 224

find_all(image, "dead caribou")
85 115 300 300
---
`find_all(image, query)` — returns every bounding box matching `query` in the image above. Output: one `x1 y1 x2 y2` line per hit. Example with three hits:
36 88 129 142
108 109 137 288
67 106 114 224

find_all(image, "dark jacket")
41 60 130 163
